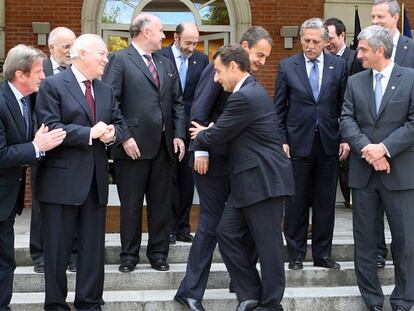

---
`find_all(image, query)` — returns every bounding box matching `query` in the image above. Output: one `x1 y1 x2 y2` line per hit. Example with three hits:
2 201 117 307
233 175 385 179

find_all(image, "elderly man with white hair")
36 34 124 310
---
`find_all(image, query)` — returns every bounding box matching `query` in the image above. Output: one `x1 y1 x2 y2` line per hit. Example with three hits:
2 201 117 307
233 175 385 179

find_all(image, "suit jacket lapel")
153 53 165 92
63 70 94 124
363 70 377 120
127 45 159 88
377 66 401 118
293 55 314 100
2 83 27 140
319 54 334 100
395 36 409 66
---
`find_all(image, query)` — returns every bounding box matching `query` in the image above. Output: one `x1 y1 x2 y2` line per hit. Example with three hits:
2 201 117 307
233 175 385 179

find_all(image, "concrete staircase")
11 232 395 311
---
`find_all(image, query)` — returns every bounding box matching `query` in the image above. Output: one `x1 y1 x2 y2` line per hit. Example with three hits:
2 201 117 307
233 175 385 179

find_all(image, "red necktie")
143 54 160 87
83 80 96 123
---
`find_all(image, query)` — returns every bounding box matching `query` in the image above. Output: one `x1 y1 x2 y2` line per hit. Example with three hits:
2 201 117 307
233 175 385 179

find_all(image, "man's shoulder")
191 50 208 62
280 53 302 65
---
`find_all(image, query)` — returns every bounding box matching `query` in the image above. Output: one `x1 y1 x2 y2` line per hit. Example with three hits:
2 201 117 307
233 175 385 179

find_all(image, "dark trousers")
171 150 194 236
41 180 106 311
353 173 414 309
0 211 16 310
217 198 285 310
284 132 338 261
176 173 229 300
376 206 388 259
116 140 173 264
30 166 78 265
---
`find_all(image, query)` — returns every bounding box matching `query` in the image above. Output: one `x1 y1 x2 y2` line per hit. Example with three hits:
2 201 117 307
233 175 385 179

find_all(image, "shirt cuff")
31 142 44 158
89 130 93 145
380 143 391 158
194 151 209 158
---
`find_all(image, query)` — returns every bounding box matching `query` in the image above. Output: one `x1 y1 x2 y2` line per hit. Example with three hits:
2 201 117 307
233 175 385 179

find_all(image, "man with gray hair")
29 26 77 274
36 34 124 310
103 13 185 273
341 25 414 311
0 44 66 310
274 17 348 271
371 0 414 269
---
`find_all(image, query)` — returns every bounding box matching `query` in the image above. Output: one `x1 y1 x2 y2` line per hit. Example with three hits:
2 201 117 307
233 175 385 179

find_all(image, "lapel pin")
391 86 396 90
329 66 334 69
193 60 197 64
404 46 408 49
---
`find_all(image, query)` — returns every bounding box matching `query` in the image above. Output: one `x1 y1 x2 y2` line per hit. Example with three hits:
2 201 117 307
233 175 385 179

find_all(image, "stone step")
10 286 395 311
14 234 391 266
13 262 394 293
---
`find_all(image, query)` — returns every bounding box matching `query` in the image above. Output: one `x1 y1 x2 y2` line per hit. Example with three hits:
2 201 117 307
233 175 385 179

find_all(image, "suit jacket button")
18 178 22 182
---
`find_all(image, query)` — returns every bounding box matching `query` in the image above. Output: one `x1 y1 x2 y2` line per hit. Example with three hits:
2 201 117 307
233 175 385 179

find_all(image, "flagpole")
402 3 405 32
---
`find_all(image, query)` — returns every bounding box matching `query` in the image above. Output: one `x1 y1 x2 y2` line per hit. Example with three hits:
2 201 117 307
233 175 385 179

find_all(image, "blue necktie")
178 55 187 92
374 72 383 114
21 97 31 140
309 59 320 101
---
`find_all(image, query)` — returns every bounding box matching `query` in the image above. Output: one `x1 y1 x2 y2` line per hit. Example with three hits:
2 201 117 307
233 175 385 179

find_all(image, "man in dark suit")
158 22 208 244
174 26 273 311
102 13 185 273
190 44 294 311
0 44 66 311
274 18 348 271
324 17 364 212
36 34 124 310
371 0 414 269
340 25 414 311
29 26 77 274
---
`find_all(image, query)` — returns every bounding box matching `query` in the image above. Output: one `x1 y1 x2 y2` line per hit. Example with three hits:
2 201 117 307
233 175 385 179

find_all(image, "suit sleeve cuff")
380 143 391 158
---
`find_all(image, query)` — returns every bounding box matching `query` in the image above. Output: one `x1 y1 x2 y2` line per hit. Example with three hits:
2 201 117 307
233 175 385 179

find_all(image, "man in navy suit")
29 26 77 274
274 18 348 271
158 22 208 244
0 44 66 311
174 26 273 311
371 0 414 269
190 44 294 311
36 34 124 310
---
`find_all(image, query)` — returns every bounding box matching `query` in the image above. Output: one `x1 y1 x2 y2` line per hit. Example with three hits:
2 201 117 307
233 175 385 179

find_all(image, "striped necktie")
20 97 31 140
143 54 160 87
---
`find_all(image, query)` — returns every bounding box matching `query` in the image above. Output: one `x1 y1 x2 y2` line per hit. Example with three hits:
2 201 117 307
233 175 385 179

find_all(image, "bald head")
48 27 76 67
174 22 200 57
129 13 165 53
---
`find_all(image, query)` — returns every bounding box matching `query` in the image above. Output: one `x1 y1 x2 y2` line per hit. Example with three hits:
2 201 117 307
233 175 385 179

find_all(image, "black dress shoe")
369 305 383 311
174 295 206 311
392 305 409 311
236 299 259 311
151 258 169 271
169 234 176 244
176 234 194 242
33 262 45 273
288 260 303 270
376 255 386 269
313 257 341 270
119 260 136 273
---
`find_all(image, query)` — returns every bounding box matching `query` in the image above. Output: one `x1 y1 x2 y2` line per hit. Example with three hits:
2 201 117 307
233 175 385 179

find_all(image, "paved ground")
14 204 392 247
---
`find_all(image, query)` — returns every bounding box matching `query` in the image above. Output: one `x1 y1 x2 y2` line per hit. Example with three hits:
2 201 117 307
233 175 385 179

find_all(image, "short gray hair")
130 13 154 39
358 25 393 58
373 0 400 16
2 44 46 81
300 18 329 41
70 34 105 59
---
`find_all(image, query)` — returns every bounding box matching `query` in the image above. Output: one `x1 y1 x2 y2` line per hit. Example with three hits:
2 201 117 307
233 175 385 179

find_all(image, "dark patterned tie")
143 54 160 87
83 80 96 123
20 97 31 140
